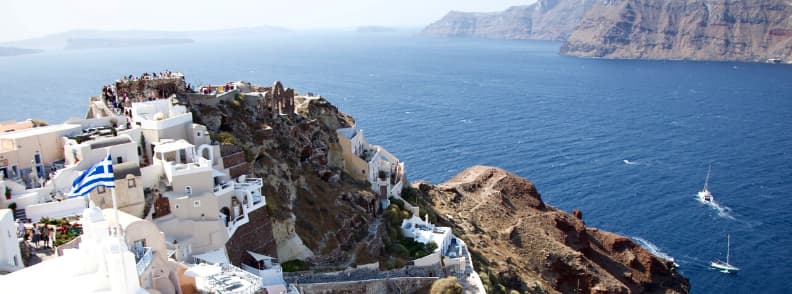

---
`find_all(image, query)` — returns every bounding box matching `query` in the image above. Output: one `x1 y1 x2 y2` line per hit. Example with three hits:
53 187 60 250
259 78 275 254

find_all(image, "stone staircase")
13 208 27 222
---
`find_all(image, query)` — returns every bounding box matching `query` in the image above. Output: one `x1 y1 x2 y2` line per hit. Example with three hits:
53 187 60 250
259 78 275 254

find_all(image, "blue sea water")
1 32 791 293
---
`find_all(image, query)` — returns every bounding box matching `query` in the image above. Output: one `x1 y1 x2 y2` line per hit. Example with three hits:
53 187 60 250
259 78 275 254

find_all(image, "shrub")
388 243 410 259
281 259 310 272
430 277 463 294
210 132 238 145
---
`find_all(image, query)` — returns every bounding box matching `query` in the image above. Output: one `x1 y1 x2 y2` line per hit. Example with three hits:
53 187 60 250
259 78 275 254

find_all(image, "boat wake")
632 236 679 267
623 159 638 165
697 196 735 220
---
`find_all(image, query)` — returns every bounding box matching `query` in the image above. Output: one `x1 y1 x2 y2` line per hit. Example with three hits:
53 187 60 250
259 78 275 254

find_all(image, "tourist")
40 225 50 248
16 219 24 238
32 223 40 248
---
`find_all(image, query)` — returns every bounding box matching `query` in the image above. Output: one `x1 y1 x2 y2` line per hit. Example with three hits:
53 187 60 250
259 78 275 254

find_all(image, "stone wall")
224 206 278 267
222 152 246 170
295 277 436 294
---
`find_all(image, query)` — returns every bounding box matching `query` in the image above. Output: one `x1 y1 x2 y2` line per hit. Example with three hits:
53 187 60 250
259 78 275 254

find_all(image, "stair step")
13 208 28 221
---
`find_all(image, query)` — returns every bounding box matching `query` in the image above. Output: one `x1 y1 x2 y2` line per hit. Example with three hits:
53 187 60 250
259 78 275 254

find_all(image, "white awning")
193 248 229 265
247 251 275 262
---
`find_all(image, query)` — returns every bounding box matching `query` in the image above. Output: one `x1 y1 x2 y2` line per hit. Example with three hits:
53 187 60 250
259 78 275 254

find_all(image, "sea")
1 32 790 293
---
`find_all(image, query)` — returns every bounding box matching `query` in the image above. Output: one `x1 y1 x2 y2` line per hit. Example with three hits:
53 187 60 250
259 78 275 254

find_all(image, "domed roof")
82 206 105 223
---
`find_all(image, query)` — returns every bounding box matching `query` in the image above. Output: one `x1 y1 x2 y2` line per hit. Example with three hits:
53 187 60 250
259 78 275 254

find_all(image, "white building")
185 263 262 294
2 206 144 294
130 99 210 164
401 215 454 257
0 209 23 273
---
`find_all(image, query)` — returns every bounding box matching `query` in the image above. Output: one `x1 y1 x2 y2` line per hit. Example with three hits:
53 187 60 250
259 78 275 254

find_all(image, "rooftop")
0 123 81 140
89 135 132 149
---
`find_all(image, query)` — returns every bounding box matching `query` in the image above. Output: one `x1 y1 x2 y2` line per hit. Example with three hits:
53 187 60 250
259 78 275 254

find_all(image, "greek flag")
68 154 115 198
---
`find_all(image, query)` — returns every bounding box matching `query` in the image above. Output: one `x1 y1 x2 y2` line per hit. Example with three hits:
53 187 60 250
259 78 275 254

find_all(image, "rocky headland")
422 0 595 41
410 166 689 293
423 0 792 63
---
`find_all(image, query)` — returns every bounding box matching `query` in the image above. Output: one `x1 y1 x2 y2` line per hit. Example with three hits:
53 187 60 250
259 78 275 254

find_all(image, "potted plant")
4 187 10 200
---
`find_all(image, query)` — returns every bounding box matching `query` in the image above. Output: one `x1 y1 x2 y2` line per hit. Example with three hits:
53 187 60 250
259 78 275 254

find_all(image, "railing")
136 247 154 275
234 178 263 190
213 181 234 194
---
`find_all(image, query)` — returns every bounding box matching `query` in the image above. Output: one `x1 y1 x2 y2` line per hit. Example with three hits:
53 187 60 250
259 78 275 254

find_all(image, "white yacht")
711 234 739 273
697 164 714 203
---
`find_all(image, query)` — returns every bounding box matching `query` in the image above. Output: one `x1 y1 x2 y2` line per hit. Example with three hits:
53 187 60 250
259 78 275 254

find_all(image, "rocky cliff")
188 91 383 267
421 0 596 41
413 166 689 294
561 0 792 62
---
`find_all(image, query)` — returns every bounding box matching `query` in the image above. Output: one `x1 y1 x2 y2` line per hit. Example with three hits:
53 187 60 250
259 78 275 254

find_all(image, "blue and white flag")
68 154 115 198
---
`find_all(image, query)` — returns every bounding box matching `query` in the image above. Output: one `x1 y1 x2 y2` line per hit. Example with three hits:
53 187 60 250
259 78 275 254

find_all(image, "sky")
1 0 534 42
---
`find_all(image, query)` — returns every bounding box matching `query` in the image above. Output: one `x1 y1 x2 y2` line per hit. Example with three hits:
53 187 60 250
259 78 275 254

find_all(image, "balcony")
234 178 265 208
213 181 234 195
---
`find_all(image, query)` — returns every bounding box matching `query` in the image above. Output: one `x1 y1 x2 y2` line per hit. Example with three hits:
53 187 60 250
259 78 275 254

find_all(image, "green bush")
210 132 238 145
281 259 310 272
389 243 410 259
389 197 405 210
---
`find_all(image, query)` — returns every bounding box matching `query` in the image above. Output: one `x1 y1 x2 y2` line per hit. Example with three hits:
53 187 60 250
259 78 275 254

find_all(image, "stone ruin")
266 81 295 118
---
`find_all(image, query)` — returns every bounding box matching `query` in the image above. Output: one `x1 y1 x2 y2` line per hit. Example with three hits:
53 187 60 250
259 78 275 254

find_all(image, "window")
117 156 123 164
196 131 202 137
128 179 136 188
97 186 106 194
175 204 181 209
193 200 201 208
185 186 192 195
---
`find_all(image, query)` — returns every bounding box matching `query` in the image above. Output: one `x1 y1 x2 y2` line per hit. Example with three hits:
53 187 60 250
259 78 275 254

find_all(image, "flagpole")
112 186 131 293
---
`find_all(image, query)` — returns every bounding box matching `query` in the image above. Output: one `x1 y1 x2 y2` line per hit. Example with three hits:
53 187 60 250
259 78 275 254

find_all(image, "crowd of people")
118 70 182 82
16 219 51 249
197 82 236 95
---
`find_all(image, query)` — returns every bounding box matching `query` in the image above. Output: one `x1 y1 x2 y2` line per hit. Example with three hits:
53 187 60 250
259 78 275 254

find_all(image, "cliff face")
415 166 689 294
561 0 792 62
189 92 383 266
421 0 596 41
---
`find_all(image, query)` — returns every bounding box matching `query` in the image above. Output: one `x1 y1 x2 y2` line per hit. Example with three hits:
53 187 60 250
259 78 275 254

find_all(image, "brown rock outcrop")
188 86 377 266
561 0 792 62
416 166 689 294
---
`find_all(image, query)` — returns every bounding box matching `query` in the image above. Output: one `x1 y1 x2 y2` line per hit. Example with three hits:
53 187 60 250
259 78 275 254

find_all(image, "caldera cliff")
561 0 792 62
421 0 596 41
410 166 689 293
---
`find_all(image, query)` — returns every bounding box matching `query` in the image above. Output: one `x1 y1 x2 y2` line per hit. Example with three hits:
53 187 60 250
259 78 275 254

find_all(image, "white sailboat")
697 164 714 203
711 234 739 273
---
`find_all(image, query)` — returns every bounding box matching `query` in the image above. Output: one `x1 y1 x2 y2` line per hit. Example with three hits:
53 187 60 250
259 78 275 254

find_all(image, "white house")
0 209 23 273
2 206 144 294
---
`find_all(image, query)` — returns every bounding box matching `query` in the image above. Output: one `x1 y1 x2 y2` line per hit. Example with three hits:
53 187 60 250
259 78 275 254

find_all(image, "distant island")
0 46 43 57
64 38 194 50
0 26 287 52
422 0 792 63
356 26 399 33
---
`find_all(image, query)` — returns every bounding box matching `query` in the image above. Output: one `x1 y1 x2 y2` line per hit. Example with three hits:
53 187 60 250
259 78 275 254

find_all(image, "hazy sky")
2 0 534 42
